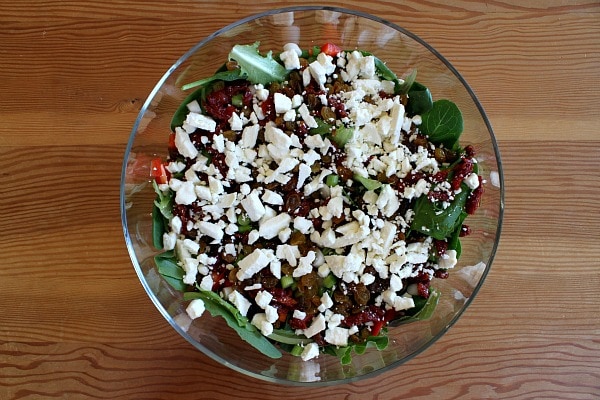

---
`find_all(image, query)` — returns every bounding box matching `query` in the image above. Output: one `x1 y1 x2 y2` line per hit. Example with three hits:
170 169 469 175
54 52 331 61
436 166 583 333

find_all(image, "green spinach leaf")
406 81 433 116
420 99 463 149
410 184 470 240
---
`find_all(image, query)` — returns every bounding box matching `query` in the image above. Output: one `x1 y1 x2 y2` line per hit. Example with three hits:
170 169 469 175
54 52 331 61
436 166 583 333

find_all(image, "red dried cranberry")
465 176 484 214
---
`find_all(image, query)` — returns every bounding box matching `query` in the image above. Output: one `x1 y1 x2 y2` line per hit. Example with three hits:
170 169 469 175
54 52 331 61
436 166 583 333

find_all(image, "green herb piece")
398 68 417 95
353 334 389 355
410 184 470 240
353 174 383 191
184 291 282 359
406 81 433 116
228 42 289 85
420 99 464 149
154 251 187 292
268 329 312 346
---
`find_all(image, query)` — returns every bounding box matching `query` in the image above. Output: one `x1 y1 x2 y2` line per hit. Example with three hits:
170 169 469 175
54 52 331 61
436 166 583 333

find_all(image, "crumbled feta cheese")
237 248 270 280
324 326 350 346
185 299 205 319
301 342 320 361
185 112 217 132
228 290 252 317
259 213 292 239
255 290 273 309
241 190 266 222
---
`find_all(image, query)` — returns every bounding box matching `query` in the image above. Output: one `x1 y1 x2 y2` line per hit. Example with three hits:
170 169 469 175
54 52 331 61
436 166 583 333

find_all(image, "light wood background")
1 1 599 399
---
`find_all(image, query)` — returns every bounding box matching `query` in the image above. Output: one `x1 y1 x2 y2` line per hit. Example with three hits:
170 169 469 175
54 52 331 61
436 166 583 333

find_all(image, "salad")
150 42 483 363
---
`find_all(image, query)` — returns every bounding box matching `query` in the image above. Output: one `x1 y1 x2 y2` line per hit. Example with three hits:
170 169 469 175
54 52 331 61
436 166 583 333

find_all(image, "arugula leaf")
410 184 470 240
268 329 312 346
184 291 282 359
228 42 289 85
392 289 440 326
420 99 463 149
154 251 187 292
152 181 174 220
181 69 243 92
322 334 389 365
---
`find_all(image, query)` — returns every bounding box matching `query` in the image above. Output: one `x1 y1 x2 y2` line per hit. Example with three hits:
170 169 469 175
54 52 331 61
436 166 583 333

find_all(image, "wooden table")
1 1 599 399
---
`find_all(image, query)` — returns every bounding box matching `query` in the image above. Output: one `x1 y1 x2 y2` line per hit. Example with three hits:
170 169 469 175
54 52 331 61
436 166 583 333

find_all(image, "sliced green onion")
322 273 337 289
290 344 304 357
231 93 244 107
325 174 339 187
237 213 251 226
331 126 353 147
281 275 295 289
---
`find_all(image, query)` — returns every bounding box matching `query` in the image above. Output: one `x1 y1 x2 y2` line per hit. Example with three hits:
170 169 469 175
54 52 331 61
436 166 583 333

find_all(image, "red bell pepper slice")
320 43 342 56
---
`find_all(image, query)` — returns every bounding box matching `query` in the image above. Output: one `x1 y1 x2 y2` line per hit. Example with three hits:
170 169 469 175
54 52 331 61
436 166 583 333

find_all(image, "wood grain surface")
1 1 599 399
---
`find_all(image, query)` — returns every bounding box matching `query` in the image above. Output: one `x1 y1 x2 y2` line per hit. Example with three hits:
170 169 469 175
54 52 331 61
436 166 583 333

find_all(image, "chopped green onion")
290 344 304 357
281 275 294 289
353 174 383 191
231 93 244 107
322 273 337 289
237 214 251 226
325 174 339 187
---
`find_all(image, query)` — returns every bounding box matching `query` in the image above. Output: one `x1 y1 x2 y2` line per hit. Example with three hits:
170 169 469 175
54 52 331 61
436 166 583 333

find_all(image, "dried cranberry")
460 224 472 237
289 313 313 330
465 176 484 214
434 239 448 256
434 270 449 279
451 158 474 191
343 305 385 327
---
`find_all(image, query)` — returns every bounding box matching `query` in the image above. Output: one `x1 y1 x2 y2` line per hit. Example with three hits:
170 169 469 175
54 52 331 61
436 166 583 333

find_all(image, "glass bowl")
120 6 504 385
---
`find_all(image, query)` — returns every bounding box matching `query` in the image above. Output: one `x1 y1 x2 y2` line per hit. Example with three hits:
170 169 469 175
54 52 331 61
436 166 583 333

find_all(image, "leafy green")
323 334 389 365
309 118 354 147
228 42 289 85
353 174 383 191
154 251 187 292
410 184 470 240
268 329 312 346
331 126 354 147
406 81 433 116
181 69 243 91
184 291 283 359
398 68 417 95
152 204 165 249
392 289 440 325
420 99 463 149
152 181 173 249
152 180 174 219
